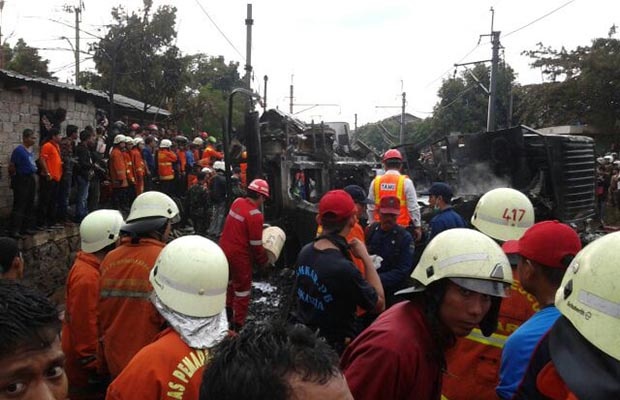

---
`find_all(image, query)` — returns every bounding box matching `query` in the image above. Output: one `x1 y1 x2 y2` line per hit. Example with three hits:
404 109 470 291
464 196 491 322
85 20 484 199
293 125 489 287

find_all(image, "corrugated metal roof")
0 69 170 116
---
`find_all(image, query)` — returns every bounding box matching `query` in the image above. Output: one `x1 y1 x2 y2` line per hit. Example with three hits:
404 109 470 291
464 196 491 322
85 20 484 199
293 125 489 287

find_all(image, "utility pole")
289 75 294 114
74 2 81 86
0 0 5 70
244 4 253 91
486 7 500 132
263 75 268 109
400 92 406 145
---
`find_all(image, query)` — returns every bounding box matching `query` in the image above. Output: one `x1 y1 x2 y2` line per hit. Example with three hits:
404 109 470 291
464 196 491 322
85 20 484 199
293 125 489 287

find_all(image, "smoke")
456 161 511 196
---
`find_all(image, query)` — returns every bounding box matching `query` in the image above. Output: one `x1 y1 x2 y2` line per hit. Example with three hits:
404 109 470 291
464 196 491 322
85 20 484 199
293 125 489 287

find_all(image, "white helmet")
133 137 144 146
555 232 620 361
201 167 213 174
159 139 172 149
126 191 180 223
80 210 124 253
113 134 126 145
150 235 229 317
401 228 513 297
471 188 535 242
192 137 204 146
124 135 134 144
213 160 225 172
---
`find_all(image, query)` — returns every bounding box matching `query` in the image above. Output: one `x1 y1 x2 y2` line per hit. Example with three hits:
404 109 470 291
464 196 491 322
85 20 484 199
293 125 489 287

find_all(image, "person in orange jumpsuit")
219 179 270 332
98 192 180 378
122 136 136 202
156 139 177 196
441 188 539 400
199 136 224 168
175 137 188 195
62 210 123 399
106 235 230 400
130 138 146 196
108 135 128 211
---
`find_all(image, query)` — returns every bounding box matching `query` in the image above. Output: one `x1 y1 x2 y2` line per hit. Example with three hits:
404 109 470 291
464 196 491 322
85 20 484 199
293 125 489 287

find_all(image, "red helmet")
148 124 159 131
382 149 403 162
200 131 209 139
130 123 140 131
248 179 270 198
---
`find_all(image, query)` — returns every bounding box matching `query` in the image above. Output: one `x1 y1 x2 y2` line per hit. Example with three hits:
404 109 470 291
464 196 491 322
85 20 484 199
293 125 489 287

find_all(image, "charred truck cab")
396 125 596 237
232 108 377 266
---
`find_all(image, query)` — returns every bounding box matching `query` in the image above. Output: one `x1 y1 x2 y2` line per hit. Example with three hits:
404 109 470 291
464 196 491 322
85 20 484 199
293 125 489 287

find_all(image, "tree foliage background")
2 38 52 79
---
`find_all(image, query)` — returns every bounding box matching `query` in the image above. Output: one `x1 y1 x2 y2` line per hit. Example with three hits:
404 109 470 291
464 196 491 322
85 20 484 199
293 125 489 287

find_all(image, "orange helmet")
382 149 403 162
248 179 270 198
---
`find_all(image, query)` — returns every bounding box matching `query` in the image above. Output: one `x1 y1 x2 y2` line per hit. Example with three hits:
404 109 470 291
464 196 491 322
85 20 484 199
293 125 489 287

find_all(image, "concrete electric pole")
0 0 5 70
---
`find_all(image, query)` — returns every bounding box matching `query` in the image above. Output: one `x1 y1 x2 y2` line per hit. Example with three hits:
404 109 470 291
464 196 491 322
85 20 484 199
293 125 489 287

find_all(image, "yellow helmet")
555 231 620 361
471 188 535 242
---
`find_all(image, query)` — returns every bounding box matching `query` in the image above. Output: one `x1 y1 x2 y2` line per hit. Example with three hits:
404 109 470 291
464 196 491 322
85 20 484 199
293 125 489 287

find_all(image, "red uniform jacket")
341 301 448 400
61 251 102 394
106 328 211 400
219 197 269 267
442 279 539 400
98 238 166 377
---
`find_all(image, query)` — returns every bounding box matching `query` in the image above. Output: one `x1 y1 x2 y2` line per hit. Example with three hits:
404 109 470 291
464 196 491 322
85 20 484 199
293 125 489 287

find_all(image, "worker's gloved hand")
369 255 383 270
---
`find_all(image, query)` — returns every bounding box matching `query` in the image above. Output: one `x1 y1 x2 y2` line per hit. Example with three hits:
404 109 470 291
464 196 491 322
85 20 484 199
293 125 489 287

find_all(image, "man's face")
23 135 36 148
288 372 353 400
439 280 492 337
428 194 437 208
0 336 67 400
51 134 61 144
379 212 398 231
354 203 365 219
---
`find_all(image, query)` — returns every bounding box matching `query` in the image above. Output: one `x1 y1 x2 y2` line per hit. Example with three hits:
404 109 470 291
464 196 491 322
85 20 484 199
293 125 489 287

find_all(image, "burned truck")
240 109 377 266
396 125 597 234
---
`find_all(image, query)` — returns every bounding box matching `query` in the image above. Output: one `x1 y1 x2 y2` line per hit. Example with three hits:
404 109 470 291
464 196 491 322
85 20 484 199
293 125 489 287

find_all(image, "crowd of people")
1 144 619 399
5 121 246 239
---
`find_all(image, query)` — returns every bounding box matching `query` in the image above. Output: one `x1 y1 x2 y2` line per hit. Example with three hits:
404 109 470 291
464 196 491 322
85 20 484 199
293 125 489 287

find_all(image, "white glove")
370 255 383 270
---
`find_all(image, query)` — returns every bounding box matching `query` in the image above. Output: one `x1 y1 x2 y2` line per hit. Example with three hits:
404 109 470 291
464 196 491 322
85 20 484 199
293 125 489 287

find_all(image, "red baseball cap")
379 196 400 215
502 220 582 269
319 190 356 222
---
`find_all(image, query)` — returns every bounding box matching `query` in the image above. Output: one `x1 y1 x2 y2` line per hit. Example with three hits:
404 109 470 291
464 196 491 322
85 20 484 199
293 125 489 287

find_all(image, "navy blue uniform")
429 206 467 240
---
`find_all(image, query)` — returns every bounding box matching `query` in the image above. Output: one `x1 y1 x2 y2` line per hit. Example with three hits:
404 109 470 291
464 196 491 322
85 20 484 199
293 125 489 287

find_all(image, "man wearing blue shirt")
8 129 38 238
427 182 467 240
496 221 582 399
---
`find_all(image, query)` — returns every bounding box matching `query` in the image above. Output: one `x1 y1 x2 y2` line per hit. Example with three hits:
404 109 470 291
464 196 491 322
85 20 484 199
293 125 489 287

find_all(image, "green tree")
517 35 620 132
92 0 184 120
3 38 52 79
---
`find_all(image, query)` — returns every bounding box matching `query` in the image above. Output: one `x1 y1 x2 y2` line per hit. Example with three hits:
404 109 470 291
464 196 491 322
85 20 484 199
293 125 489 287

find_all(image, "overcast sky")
1 0 618 127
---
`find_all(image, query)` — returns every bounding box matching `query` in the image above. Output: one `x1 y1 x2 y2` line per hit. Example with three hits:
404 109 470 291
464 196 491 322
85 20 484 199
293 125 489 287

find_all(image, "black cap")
344 185 372 204
429 182 453 200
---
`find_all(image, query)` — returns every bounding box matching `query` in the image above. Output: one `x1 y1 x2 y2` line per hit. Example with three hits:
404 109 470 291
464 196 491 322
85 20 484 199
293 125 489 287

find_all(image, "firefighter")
200 136 224 168
131 137 147 196
175 136 189 195
0 280 68 400
98 192 180 378
525 231 620 399
106 235 229 399
191 137 204 161
186 170 211 236
122 136 136 203
219 178 271 332
442 187 538 400
62 209 124 399
341 228 513 400
367 149 422 241
496 221 582 399
109 134 128 211
156 139 177 196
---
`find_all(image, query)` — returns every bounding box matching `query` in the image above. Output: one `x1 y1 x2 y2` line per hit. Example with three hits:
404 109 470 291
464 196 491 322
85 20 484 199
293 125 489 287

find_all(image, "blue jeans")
75 175 90 222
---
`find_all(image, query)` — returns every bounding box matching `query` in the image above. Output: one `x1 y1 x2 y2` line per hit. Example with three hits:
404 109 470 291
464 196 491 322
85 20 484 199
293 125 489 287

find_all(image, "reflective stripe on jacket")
157 149 177 181
374 174 410 226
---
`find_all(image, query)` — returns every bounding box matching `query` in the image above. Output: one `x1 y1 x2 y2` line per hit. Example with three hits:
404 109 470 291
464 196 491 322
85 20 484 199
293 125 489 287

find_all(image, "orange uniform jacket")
98 237 166 377
177 150 187 174
442 279 539 400
130 148 145 178
373 174 410 226
200 145 223 167
106 328 210 400
109 147 128 188
157 149 177 181
61 251 102 396
122 151 135 184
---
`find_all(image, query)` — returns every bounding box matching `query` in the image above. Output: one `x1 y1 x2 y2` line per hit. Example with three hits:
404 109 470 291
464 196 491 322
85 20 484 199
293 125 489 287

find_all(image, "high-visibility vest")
157 149 177 181
374 174 410 226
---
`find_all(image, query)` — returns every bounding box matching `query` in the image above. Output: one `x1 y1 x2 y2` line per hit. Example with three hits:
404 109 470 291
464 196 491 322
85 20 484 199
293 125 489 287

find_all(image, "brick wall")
0 82 97 219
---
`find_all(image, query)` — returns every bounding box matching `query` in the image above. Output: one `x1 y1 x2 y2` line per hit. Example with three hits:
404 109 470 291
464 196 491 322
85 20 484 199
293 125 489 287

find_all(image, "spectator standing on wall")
75 130 96 223
8 128 38 238
37 128 63 230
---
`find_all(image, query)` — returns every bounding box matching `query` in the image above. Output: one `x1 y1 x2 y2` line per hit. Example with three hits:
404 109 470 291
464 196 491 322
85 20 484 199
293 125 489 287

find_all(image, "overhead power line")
503 0 576 38
193 0 245 61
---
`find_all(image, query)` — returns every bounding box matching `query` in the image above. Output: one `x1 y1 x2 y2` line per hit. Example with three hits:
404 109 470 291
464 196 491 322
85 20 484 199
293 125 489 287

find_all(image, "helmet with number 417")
471 188 535 242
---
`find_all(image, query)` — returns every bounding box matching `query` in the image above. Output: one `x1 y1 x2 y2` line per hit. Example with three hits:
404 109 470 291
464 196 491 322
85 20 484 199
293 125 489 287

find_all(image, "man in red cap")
292 190 385 355
496 221 582 399
367 149 422 241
